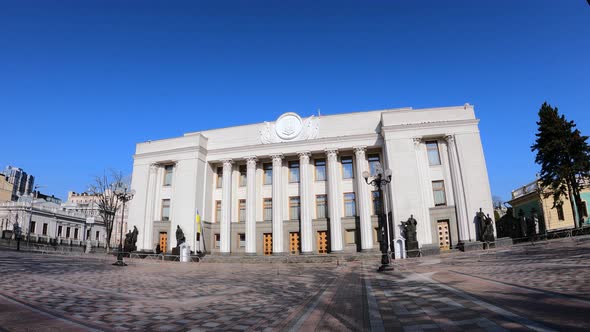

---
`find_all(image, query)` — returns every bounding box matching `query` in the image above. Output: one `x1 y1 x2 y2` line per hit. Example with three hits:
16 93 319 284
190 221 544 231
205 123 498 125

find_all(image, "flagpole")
195 208 202 253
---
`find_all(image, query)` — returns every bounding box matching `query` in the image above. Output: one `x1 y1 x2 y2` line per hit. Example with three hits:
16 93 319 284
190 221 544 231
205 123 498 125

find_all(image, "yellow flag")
195 209 201 232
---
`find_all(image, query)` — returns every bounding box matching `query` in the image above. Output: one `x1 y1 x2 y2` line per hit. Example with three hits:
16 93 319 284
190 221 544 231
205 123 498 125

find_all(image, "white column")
445 135 470 242
354 146 373 251
220 159 233 254
245 156 257 255
143 163 158 250
412 138 433 246
298 152 313 254
271 154 284 254
325 148 343 252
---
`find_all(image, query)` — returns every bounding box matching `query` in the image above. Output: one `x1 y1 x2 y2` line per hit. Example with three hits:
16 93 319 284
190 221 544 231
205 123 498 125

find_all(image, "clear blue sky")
1 0 588 202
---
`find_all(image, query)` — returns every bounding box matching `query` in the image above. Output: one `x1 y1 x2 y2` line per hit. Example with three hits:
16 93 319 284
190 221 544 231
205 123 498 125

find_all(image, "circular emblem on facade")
275 112 303 140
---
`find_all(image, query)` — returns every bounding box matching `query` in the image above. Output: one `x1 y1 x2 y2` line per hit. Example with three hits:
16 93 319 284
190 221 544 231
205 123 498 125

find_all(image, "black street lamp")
13 221 22 251
112 184 135 266
363 163 394 272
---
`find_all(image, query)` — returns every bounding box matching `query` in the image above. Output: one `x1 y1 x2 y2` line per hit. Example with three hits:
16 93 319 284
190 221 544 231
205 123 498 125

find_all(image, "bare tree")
492 195 504 209
87 170 127 251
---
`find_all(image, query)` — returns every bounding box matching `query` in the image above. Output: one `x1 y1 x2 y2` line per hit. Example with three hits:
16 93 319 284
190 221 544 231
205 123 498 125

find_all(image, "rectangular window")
86 229 91 240
239 199 246 222
315 159 326 181
214 234 220 248
581 201 588 218
161 199 171 221
263 163 272 185
263 198 273 221
95 231 100 240
290 196 301 220
164 165 173 186
316 195 328 219
30 221 36 234
557 205 565 220
342 156 354 179
432 181 446 206
345 229 356 245
372 190 382 215
66 227 71 238
289 161 300 183
216 167 223 188
215 200 221 222
74 228 79 239
239 165 247 187
368 154 381 176
238 233 246 248
58 226 62 237
426 141 441 166
344 192 356 217
42 223 48 235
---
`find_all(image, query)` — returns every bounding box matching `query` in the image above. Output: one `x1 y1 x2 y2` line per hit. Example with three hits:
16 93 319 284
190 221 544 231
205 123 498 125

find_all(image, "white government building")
128 105 493 256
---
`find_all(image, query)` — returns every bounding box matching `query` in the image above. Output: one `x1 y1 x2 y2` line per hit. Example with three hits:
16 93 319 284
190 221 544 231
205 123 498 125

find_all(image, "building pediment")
258 112 320 144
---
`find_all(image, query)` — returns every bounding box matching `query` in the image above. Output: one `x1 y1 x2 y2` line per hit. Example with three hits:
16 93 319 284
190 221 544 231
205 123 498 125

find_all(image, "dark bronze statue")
402 215 419 257
481 214 495 243
123 226 139 254
402 215 417 243
176 225 185 246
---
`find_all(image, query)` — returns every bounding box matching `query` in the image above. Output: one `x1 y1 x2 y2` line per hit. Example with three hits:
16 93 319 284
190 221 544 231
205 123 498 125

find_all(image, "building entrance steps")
201 252 382 264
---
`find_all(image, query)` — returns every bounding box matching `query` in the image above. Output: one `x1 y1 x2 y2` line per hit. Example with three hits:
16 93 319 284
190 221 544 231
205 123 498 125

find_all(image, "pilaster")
445 135 470 242
144 163 159 250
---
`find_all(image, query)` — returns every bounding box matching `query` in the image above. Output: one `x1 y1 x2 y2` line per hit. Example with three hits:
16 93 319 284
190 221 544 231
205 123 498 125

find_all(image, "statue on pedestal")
481 214 495 243
402 215 419 257
172 226 186 256
176 225 185 246
123 226 139 254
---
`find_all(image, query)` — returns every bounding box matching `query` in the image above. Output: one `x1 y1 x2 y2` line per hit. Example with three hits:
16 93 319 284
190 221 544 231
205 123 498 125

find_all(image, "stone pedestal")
85 240 92 254
457 241 483 252
495 237 513 248
394 237 406 259
406 240 420 258
180 243 191 263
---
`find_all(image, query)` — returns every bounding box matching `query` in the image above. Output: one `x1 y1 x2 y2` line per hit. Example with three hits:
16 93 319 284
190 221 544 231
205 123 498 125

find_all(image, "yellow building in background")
0 175 13 202
509 180 589 232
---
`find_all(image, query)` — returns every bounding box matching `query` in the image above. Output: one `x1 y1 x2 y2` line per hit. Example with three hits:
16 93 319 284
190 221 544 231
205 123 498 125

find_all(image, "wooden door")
159 232 168 252
437 220 450 250
317 231 328 254
289 232 300 255
263 233 272 256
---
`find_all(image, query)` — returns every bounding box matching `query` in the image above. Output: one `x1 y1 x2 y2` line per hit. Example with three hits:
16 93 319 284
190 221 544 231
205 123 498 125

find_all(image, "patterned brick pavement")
0 236 588 331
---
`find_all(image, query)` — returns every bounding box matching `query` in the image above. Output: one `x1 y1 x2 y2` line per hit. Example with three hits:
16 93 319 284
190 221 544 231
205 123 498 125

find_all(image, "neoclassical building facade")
127 105 493 256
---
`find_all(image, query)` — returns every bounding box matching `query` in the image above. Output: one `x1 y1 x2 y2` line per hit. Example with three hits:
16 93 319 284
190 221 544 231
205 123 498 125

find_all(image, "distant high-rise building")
2 166 35 200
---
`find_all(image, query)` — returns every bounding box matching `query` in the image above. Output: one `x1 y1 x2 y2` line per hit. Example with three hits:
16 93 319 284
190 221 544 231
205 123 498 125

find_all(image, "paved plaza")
1 237 590 332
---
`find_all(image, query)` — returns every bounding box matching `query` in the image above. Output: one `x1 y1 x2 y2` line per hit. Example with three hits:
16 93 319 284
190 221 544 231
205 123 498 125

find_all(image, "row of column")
218 147 375 255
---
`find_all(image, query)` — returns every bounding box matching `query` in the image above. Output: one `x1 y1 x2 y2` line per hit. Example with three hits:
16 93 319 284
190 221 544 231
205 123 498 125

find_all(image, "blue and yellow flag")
195 209 201 233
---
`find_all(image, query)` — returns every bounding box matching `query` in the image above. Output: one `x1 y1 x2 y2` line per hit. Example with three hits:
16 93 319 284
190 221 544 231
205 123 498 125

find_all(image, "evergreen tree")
531 102 590 227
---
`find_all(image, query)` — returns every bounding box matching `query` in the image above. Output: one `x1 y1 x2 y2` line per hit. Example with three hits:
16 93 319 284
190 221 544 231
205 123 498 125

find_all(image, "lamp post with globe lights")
363 163 394 272
113 184 135 266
